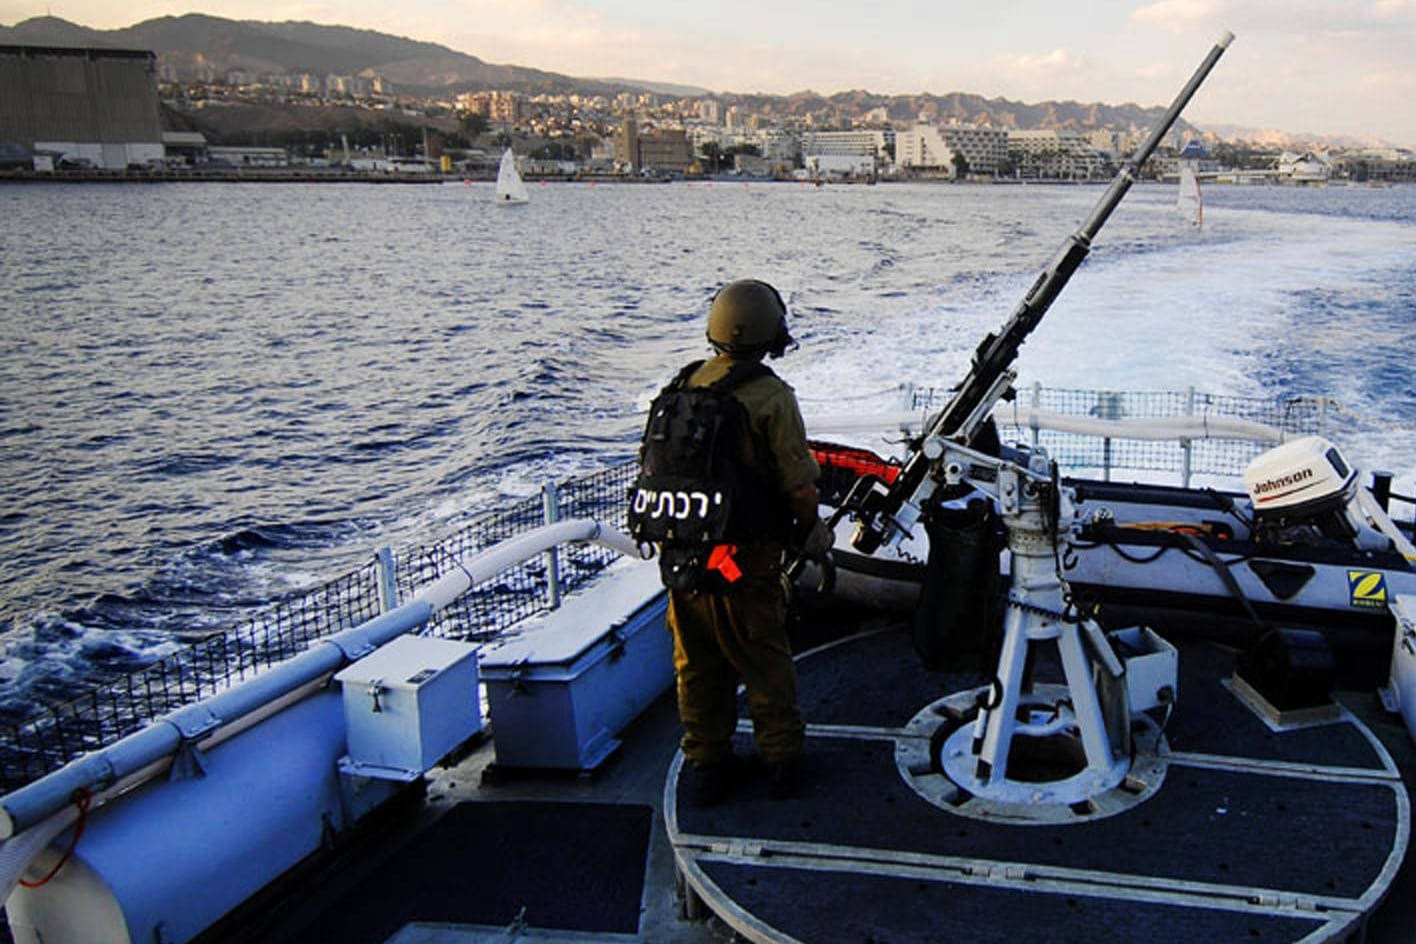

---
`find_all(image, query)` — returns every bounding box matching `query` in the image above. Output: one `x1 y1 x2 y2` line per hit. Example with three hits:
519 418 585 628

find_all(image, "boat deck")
671 630 1409 943
200 595 1416 944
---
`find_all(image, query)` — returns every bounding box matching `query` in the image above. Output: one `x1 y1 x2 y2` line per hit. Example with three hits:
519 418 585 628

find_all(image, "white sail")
1176 161 1203 227
494 149 530 205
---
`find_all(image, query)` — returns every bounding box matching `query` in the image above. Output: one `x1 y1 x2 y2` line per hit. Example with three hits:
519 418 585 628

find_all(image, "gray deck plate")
696 859 1325 944
669 630 1409 943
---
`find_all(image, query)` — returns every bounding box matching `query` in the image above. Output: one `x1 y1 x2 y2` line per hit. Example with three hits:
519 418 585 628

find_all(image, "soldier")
658 279 832 805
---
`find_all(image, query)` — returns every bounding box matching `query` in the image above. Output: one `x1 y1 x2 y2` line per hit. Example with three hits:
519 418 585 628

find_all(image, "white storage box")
480 561 672 770
335 634 482 779
1109 626 1178 712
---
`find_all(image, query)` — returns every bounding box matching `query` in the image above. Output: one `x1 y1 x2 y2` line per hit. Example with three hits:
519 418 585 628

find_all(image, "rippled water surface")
2 178 1415 722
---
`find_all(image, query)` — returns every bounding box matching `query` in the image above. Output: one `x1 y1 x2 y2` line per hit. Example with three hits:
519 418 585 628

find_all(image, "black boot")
691 760 736 807
766 755 802 800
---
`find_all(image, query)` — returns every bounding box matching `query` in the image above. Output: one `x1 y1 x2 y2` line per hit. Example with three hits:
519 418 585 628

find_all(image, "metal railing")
913 384 1338 486
0 383 1403 793
0 462 638 794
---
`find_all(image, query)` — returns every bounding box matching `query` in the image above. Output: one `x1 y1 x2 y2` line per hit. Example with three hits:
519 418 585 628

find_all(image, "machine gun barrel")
851 31 1234 555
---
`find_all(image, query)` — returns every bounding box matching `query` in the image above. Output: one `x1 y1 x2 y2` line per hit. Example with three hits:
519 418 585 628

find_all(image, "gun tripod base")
900 685 1169 823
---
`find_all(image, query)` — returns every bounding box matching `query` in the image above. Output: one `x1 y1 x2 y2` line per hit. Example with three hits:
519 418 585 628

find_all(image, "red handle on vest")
707 544 742 583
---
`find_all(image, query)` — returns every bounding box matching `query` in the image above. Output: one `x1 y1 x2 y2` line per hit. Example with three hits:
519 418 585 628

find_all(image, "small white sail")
494 148 530 205
1176 161 1203 227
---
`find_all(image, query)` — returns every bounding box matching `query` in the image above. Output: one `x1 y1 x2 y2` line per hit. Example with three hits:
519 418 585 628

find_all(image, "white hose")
412 518 647 611
0 804 77 904
805 405 1288 444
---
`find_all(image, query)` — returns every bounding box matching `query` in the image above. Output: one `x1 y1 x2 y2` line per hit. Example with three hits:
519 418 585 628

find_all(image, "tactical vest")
628 359 781 589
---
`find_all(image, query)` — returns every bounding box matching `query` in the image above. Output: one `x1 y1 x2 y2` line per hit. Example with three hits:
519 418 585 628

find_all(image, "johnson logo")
1252 466 1315 495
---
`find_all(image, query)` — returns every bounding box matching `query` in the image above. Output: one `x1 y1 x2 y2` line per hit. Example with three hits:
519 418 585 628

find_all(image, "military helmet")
706 279 794 359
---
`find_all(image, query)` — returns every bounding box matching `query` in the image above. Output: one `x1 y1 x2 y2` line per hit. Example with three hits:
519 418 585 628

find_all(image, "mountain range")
0 15 671 97
0 14 1288 143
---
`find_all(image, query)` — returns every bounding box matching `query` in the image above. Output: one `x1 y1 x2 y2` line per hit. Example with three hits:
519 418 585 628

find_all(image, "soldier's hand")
802 517 834 561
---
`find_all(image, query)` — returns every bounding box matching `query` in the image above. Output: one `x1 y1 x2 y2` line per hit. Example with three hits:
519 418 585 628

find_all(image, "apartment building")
941 124 1009 176
614 118 693 173
1007 129 1107 179
895 125 956 176
800 129 892 161
456 90 522 124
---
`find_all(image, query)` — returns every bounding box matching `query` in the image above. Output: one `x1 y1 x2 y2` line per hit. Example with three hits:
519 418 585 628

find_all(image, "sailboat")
1176 159 1203 226
494 148 529 205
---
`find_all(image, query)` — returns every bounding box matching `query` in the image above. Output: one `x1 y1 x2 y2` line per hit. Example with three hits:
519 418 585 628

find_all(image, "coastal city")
3 41 1414 184
146 68 1416 184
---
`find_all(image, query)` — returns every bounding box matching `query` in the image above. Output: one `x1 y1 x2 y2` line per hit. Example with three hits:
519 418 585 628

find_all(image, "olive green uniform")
667 354 820 768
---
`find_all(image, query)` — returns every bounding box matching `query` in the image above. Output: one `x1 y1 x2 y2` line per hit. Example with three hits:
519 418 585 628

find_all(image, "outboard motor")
1243 436 1363 546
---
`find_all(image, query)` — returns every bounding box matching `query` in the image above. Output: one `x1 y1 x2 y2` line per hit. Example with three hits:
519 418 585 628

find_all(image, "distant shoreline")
0 169 694 185
0 169 1017 186
4 169 1389 187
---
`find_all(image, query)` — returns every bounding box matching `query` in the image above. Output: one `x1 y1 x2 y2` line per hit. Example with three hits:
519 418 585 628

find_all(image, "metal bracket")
332 638 378 662
165 709 220 781
337 756 421 782
509 659 531 695
366 678 387 713
169 739 208 782
607 621 628 662
168 708 221 742
710 839 765 857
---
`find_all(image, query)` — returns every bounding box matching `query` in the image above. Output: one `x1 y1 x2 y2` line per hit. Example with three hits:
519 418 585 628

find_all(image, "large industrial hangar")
0 44 164 169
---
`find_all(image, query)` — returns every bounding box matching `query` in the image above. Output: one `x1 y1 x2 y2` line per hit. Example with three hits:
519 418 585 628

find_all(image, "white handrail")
805 405 1288 444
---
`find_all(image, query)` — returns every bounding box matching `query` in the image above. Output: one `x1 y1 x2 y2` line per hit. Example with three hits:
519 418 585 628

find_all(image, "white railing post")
543 481 562 610
1181 387 1195 488
374 546 399 613
1094 391 1125 482
1030 382 1043 448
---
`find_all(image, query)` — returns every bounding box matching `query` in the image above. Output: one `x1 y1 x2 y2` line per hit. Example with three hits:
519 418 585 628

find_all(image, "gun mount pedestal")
937 477 1135 811
850 431 1173 818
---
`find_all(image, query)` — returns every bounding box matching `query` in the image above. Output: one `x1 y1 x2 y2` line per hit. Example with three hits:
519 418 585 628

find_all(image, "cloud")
1190 0 1416 37
1131 0 1221 33
436 0 658 75
993 48 1087 78
1369 0 1416 20
1134 62 1175 81
1353 65 1416 95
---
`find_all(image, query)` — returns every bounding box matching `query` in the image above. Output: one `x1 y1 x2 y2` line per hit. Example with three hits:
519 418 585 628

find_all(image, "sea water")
2 179 1415 725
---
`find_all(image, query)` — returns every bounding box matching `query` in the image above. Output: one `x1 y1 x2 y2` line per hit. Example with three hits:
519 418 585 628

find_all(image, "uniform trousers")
667 549 805 768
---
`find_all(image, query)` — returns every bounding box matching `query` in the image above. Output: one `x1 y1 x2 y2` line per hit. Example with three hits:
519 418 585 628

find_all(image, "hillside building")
0 44 164 169
456 90 521 124
752 128 800 165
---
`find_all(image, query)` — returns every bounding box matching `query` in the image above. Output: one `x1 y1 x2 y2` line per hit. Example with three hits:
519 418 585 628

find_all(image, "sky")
4 0 1415 147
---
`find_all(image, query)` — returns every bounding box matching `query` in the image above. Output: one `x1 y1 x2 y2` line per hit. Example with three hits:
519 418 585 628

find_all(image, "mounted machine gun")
840 33 1236 809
